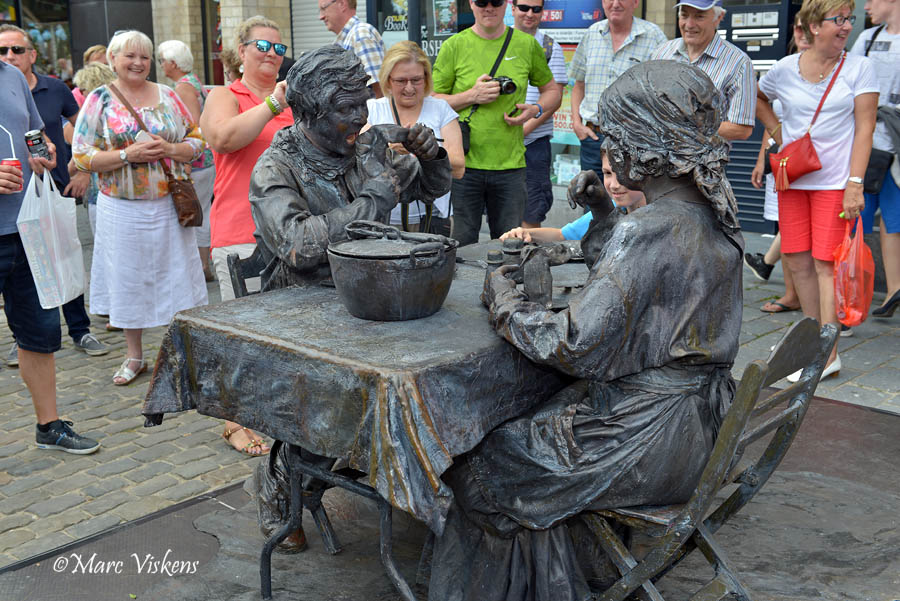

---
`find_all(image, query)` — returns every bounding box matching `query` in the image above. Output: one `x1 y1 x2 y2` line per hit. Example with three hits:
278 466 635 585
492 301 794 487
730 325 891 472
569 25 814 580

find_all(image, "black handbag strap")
463 26 514 124
109 82 176 179
865 24 886 56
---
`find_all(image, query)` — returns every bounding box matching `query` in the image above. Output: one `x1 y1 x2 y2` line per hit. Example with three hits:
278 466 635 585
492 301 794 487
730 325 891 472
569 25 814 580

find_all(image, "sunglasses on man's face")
245 39 287 56
473 0 506 7
0 45 30 55
514 3 543 13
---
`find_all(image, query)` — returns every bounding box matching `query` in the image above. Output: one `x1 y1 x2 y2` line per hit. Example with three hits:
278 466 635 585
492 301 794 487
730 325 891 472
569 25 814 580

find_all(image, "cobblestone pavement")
0 206 897 569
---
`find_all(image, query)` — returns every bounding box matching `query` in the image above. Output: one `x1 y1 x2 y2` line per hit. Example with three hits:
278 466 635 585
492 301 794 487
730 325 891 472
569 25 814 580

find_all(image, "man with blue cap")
652 0 756 141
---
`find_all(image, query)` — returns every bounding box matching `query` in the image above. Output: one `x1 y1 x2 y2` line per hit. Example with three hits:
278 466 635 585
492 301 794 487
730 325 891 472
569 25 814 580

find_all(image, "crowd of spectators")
0 0 898 458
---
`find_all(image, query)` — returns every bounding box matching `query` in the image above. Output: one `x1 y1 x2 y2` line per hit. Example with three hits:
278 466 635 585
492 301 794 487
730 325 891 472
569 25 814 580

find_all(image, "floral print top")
72 83 205 200
176 72 215 170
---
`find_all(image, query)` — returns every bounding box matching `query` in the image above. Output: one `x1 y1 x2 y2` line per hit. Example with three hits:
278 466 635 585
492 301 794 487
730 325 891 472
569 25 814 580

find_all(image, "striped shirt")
569 18 668 124
525 31 568 144
335 16 385 85
652 36 756 127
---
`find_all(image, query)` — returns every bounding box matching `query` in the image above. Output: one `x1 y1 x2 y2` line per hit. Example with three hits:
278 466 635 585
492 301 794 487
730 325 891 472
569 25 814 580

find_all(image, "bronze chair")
226 247 266 299
581 317 839 601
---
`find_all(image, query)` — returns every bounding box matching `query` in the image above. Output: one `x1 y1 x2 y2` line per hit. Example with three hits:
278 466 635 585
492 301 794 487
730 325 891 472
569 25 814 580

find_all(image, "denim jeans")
524 136 554 224
62 295 91 342
579 134 606 175
450 168 526 247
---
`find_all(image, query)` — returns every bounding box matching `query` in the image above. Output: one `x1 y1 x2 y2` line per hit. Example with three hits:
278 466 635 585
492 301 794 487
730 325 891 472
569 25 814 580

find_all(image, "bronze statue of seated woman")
427 60 746 601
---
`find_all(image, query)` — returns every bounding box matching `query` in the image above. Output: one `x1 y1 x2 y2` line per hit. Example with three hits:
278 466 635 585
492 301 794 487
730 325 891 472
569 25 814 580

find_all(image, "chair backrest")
668 318 838 543
226 246 266 299
704 318 838 533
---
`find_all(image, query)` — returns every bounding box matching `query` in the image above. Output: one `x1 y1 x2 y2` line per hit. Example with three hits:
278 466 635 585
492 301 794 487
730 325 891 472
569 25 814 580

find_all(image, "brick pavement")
0 200 897 569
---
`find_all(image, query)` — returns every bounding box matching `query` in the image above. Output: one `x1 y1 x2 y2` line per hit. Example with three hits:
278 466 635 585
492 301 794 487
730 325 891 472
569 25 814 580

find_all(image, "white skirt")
91 192 208 329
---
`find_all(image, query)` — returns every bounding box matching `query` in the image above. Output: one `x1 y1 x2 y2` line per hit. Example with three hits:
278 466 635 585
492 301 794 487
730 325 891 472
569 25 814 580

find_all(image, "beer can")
1 158 23 192
25 130 50 160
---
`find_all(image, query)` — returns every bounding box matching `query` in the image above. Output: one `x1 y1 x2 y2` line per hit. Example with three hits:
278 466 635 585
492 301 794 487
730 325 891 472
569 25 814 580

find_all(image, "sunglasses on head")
0 45 30 55
473 0 506 7
244 39 287 56
514 3 543 12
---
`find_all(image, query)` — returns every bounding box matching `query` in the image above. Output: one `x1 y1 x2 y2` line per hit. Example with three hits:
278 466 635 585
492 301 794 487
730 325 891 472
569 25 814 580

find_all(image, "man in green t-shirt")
433 0 559 246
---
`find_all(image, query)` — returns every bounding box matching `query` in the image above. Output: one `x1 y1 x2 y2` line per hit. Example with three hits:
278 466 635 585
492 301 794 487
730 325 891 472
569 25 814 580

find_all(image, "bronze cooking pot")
327 221 459 321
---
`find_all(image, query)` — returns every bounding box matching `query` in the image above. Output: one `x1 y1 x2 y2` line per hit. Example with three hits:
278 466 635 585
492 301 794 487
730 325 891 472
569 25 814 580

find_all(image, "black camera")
491 76 517 95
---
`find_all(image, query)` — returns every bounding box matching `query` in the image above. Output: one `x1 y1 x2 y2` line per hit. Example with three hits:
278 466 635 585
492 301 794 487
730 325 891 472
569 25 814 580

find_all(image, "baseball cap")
674 0 722 9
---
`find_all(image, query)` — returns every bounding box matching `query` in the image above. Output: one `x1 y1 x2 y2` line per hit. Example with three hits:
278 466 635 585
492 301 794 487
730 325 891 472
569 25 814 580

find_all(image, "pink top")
210 79 294 248
72 87 85 107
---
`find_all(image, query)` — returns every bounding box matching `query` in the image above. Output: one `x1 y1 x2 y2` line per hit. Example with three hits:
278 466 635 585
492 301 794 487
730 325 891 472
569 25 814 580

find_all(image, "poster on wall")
433 0 457 35
381 0 410 50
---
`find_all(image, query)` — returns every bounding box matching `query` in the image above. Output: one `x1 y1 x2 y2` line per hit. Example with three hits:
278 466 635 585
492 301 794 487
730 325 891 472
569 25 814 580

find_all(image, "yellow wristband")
770 123 781 136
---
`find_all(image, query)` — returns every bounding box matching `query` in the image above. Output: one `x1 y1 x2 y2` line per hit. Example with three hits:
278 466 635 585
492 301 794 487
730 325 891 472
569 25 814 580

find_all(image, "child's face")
602 154 646 210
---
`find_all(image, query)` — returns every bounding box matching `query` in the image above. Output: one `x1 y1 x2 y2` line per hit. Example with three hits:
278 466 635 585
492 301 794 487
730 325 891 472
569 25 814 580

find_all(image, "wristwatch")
847 176 863 185
119 149 128 164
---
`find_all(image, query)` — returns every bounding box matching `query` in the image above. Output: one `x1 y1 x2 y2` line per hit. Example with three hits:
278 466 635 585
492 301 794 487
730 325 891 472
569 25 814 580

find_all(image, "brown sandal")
222 425 271 456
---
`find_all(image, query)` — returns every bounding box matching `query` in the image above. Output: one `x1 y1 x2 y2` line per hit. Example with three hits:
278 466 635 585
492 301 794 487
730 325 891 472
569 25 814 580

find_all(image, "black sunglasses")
473 0 506 7
0 45 30 55
514 3 543 12
244 39 287 56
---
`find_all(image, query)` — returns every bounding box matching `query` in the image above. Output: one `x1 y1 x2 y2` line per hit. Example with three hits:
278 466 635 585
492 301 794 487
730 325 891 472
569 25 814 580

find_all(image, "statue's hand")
481 264 518 308
402 123 440 161
356 128 400 210
567 170 612 215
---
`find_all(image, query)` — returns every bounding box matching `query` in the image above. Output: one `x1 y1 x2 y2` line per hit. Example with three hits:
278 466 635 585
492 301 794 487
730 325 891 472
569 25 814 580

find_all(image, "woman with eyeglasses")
363 41 464 235
71 30 208 386
757 0 878 381
158 39 216 281
198 15 293 456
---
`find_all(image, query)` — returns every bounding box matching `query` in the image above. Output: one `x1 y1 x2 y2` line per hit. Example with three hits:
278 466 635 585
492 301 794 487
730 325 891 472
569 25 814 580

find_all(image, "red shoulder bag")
769 52 846 192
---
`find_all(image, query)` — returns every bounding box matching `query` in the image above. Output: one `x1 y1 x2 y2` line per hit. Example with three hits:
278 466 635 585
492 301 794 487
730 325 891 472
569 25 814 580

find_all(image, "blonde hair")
83 44 107 64
107 30 153 67
220 47 242 82
379 41 433 96
798 0 855 42
73 62 116 93
234 15 281 49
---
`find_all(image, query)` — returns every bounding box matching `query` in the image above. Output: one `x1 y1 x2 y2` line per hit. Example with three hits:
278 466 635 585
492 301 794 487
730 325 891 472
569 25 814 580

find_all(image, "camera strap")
462 26 514 124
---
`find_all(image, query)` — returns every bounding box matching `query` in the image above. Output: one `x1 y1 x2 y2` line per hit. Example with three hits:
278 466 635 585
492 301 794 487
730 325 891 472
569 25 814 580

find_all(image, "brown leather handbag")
768 53 845 192
108 83 203 227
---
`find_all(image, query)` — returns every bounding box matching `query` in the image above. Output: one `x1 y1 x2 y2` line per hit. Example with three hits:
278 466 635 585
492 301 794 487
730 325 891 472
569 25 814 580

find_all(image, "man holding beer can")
0 24 108 360
0 54 100 454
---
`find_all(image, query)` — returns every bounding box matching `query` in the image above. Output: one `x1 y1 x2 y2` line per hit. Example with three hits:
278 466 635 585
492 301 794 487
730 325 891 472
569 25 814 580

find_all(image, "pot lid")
329 237 446 260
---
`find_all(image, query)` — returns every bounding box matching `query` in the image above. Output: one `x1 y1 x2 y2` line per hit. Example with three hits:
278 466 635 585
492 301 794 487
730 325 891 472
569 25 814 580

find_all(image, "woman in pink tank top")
199 15 294 457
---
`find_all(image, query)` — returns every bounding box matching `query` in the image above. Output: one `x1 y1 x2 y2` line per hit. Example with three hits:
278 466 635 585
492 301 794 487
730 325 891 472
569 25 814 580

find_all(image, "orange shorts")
778 189 846 261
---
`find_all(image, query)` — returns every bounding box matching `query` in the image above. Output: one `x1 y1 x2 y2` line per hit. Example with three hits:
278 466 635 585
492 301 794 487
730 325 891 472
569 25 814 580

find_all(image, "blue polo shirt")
0 61 44 235
31 72 79 188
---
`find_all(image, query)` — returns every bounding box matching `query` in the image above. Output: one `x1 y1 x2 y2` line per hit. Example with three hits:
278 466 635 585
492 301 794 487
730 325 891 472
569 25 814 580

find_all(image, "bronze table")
142 265 571 598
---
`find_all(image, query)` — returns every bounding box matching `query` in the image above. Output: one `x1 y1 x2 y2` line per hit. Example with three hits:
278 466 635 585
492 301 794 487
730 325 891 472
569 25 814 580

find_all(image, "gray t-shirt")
850 26 900 152
0 62 45 235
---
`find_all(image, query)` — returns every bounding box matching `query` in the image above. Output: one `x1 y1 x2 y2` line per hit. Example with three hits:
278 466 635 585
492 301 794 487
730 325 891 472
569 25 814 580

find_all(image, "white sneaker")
787 354 841 383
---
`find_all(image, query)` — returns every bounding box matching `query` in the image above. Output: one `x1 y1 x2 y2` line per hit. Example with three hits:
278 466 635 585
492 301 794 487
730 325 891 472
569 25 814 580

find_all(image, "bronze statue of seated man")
427 61 746 601
247 45 452 552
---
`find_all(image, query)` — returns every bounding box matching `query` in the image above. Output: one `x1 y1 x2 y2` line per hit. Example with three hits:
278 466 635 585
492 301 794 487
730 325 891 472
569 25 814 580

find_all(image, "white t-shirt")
366 95 457 223
524 31 567 145
759 52 878 189
850 26 900 152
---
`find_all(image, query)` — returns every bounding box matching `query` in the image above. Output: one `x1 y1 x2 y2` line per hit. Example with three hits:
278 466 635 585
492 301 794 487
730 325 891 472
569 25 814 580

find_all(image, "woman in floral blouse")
72 30 208 386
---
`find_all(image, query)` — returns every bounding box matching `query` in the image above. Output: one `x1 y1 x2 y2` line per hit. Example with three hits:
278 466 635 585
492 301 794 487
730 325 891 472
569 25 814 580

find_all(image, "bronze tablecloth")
142 272 570 532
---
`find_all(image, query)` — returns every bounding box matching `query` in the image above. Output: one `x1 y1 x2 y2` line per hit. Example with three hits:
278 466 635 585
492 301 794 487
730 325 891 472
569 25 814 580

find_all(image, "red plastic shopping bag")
832 216 874 327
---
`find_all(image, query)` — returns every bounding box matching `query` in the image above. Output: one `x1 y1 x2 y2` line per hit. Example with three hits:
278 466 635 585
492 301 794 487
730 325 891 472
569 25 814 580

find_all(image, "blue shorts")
861 173 900 234
0 233 61 353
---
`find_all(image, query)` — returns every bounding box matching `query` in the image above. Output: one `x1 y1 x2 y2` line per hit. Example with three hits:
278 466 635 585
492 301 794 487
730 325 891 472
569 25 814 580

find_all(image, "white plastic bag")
16 173 85 309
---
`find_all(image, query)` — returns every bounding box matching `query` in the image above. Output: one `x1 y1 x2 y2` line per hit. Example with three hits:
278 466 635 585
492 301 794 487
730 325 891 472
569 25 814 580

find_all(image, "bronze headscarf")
600 61 741 235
